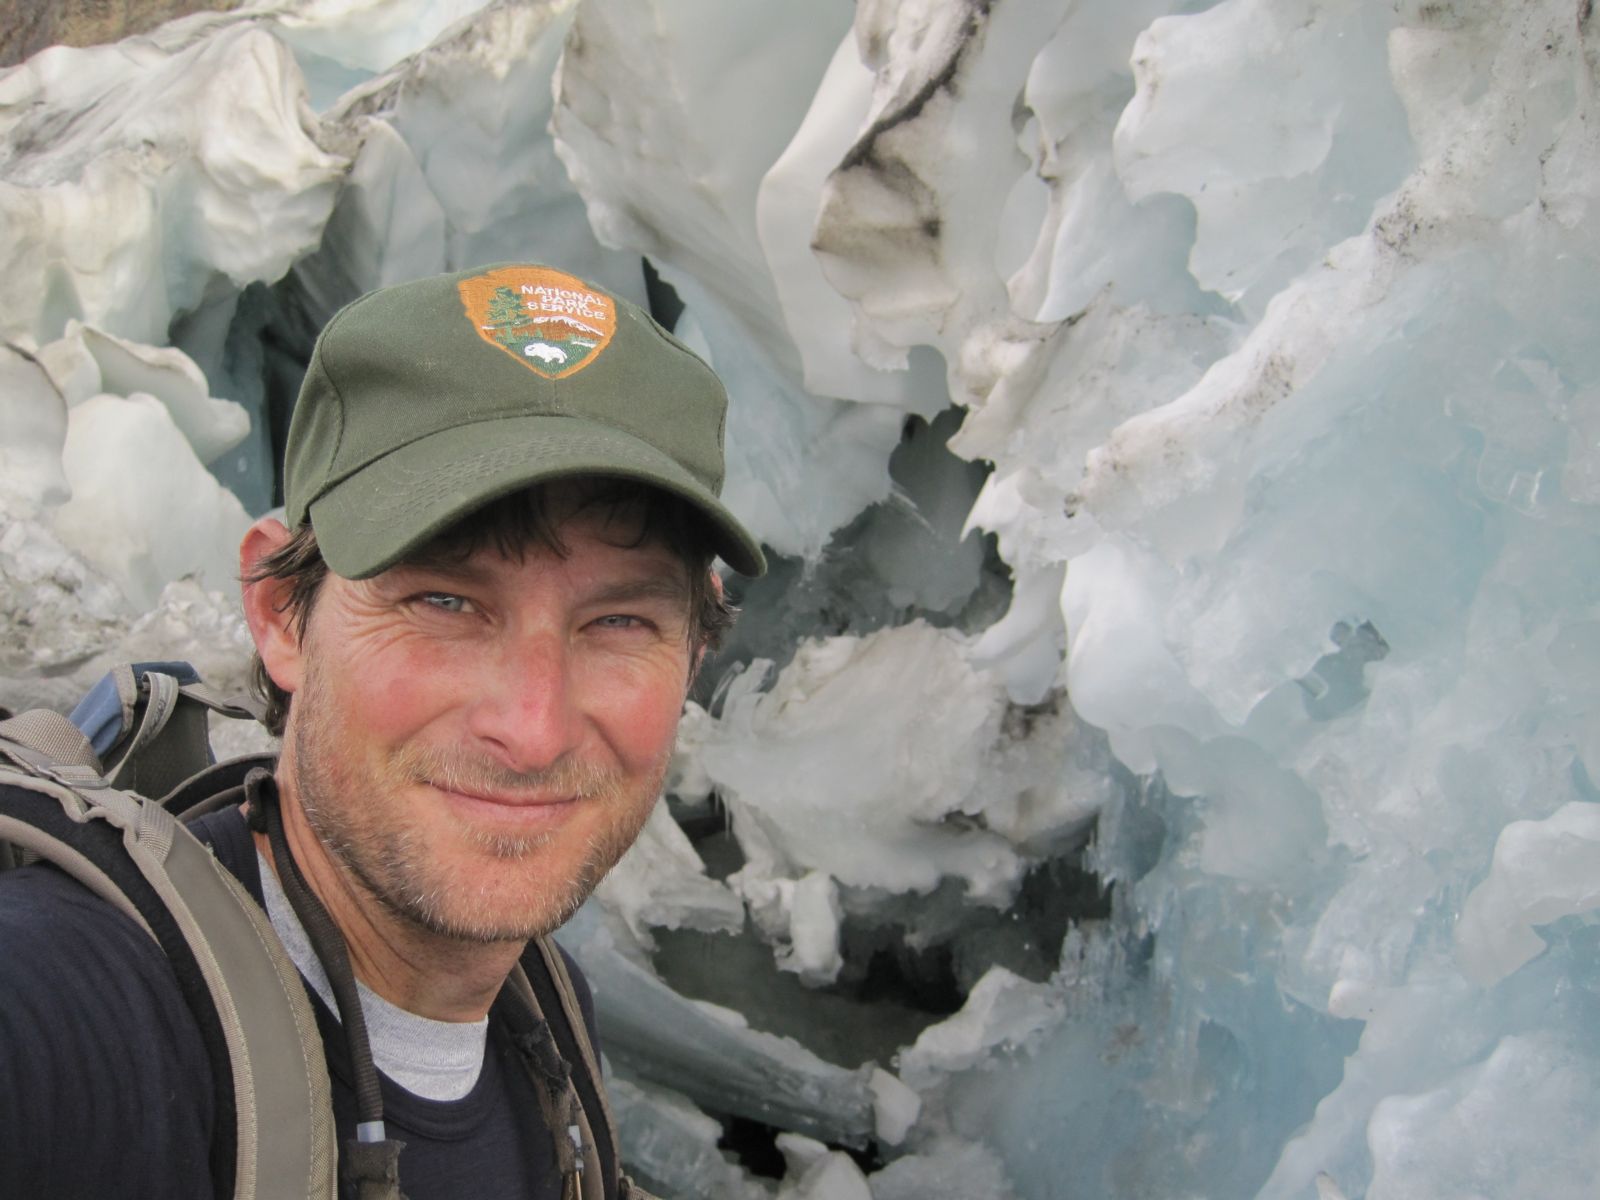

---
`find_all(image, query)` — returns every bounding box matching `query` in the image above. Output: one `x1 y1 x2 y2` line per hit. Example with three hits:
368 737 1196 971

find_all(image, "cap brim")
307 414 766 579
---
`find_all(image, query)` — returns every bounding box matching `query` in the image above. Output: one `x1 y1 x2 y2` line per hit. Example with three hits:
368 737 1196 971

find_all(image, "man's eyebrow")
391 558 692 607
391 554 496 585
584 575 693 609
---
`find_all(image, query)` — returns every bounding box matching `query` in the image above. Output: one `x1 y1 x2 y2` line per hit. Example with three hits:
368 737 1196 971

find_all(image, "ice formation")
5 0 1600 1196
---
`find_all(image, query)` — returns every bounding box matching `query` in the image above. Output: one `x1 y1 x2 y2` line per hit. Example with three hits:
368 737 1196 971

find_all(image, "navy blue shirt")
0 798 591 1199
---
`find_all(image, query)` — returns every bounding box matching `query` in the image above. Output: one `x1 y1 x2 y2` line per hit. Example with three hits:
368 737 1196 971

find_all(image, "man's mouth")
425 780 581 837
436 782 576 808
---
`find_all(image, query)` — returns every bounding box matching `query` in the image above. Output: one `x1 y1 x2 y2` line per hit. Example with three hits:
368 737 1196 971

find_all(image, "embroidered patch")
458 266 618 379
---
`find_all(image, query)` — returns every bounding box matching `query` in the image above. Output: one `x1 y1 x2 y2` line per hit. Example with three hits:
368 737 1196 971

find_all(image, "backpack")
0 663 649 1200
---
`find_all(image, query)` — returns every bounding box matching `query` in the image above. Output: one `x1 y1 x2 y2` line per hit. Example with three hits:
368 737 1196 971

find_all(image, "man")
0 263 766 1198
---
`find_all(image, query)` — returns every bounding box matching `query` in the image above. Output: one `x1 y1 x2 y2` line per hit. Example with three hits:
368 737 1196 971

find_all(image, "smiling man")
0 264 765 1199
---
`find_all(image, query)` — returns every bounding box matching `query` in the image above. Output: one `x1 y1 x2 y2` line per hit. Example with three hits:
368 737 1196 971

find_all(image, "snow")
6 0 1600 1196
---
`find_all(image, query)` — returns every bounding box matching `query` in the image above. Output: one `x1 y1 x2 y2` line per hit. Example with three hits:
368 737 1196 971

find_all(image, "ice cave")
4 0 1600 1196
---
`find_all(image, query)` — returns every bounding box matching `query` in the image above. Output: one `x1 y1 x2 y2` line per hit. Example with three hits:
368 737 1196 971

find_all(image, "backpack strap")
69 663 265 801
530 942 661 1200
167 753 280 820
510 936 663 1200
0 714 338 1200
532 937 621 1195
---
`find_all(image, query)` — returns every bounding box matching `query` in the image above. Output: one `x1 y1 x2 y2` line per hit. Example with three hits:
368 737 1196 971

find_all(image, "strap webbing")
249 771 405 1200
0 757 338 1199
0 772 241 1193
0 709 99 770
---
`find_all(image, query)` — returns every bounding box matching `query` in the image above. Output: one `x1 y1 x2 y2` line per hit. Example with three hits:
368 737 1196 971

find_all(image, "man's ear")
240 517 305 697
690 569 725 682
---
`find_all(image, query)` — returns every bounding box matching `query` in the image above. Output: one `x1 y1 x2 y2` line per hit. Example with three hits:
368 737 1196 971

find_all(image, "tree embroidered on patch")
458 266 618 379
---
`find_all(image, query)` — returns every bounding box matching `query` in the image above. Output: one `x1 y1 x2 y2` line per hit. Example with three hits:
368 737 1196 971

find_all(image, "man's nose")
465 630 581 774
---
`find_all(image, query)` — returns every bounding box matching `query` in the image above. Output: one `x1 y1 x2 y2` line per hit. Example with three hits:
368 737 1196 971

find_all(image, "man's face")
281 501 696 944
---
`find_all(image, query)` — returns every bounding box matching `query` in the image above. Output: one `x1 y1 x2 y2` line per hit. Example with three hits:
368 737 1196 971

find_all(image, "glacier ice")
51 391 252 608
49 322 251 465
0 344 70 511
773 1134 871 1200
0 17 345 346
557 903 887 1149
1114 0 1414 315
1363 1031 1600 1200
605 1074 769 1200
551 0 919 561
691 622 1027 902
6 0 1600 1196
594 801 747 950
867 1138 1018 1200
1455 802 1600 986
897 966 1063 1093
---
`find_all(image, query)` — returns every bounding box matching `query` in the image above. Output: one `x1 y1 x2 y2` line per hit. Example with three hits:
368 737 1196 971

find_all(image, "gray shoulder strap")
155 803 339 1199
0 708 99 769
0 723 337 1200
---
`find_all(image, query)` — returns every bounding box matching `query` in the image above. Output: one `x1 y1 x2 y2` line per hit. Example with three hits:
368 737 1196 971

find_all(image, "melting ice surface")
5 0 1600 1196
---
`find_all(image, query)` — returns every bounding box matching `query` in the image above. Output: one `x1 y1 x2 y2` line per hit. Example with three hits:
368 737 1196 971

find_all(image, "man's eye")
593 614 642 629
420 592 469 613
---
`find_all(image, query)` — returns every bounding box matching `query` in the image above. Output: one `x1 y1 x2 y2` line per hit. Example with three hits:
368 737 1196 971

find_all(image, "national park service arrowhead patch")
458 266 618 379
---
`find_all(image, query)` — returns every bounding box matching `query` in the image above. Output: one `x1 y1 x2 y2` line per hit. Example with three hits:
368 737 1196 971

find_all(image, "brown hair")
244 481 737 737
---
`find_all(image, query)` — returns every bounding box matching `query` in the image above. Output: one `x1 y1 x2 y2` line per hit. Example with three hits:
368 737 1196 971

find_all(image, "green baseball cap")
283 263 765 579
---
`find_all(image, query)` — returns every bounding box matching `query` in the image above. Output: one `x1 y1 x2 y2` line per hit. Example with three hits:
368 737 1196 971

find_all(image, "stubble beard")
288 658 665 945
